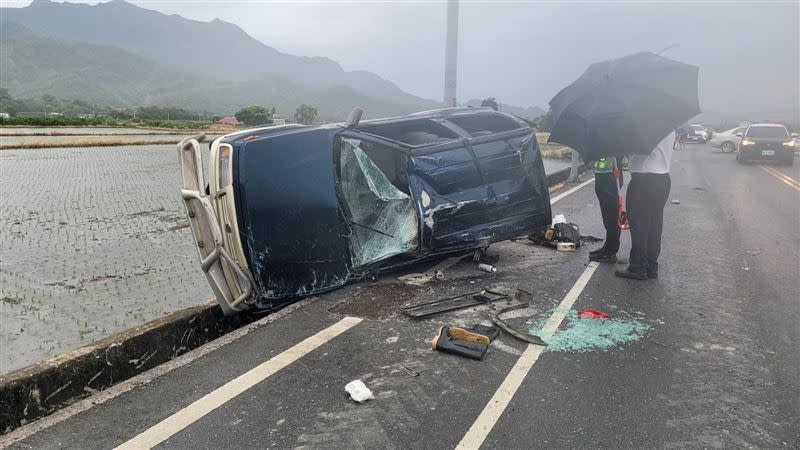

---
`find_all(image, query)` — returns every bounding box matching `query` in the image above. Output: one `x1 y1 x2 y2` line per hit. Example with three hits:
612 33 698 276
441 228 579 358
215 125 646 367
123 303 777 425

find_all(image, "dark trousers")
594 172 620 253
626 173 671 274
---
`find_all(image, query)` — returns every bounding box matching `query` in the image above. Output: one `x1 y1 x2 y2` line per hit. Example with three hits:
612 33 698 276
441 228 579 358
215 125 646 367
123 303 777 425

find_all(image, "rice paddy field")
0 144 213 372
0 128 570 373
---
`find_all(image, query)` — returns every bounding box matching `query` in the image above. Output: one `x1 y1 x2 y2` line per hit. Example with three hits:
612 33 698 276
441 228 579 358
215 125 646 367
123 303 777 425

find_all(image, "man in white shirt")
615 131 674 280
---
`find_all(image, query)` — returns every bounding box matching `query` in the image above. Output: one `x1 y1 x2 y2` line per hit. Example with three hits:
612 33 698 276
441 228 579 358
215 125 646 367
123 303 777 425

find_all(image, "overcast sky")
4 0 799 118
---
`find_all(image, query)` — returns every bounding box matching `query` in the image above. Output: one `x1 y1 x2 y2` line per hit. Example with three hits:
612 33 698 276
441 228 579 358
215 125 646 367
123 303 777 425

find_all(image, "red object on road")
577 309 609 319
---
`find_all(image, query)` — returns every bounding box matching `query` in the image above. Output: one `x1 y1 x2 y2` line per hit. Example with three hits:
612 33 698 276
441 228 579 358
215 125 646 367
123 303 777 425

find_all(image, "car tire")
721 142 735 153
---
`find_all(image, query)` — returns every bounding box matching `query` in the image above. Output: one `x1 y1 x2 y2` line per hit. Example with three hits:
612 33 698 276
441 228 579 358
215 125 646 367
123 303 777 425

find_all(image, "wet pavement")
3 144 798 448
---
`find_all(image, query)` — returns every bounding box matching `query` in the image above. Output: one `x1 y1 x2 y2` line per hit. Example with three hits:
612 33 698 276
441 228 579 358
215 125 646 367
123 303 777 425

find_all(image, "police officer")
589 155 627 263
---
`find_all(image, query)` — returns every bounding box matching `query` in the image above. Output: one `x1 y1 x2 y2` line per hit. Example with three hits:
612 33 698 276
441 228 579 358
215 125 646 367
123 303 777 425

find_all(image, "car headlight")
741 139 756 146
782 140 795 148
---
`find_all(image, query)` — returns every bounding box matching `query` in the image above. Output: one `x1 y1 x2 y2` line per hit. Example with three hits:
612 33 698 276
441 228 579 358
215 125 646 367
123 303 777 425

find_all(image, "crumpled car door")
408 132 551 252
467 132 551 233
408 141 493 251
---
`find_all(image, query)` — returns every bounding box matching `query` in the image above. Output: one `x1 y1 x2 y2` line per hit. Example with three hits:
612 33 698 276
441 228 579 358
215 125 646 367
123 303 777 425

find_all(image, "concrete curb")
546 163 590 187
0 301 261 434
0 161 590 435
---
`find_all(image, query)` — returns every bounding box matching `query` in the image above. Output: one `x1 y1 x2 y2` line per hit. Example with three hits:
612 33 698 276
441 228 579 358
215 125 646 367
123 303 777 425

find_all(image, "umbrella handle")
618 195 630 230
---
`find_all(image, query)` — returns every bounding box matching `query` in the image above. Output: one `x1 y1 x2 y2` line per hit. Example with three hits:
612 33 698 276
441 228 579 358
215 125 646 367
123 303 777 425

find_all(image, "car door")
466 131 551 241
407 139 491 251
407 127 551 252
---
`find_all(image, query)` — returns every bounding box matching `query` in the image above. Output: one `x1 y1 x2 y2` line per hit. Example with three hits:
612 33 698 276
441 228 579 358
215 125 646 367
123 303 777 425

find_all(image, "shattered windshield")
339 138 419 267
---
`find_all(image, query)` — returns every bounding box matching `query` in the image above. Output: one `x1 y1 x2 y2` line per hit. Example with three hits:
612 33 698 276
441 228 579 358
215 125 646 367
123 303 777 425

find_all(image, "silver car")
709 126 746 153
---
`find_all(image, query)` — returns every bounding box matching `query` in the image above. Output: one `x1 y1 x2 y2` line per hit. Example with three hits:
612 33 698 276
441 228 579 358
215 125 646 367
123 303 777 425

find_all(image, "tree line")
0 89 321 127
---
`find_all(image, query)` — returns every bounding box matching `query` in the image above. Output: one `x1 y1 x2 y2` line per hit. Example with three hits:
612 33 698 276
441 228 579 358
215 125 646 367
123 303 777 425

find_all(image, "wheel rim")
722 142 733 153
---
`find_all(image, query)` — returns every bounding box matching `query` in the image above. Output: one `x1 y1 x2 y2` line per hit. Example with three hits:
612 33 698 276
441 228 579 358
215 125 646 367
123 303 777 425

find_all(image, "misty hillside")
0 21 438 119
1 0 435 109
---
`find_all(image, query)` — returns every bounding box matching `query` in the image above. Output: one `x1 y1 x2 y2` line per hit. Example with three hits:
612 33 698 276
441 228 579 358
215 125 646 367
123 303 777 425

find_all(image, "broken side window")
447 113 523 137
339 138 419 268
358 119 459 146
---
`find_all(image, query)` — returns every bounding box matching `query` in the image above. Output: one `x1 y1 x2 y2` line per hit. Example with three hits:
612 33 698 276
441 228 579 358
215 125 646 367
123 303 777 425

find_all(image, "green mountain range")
0 0 440 119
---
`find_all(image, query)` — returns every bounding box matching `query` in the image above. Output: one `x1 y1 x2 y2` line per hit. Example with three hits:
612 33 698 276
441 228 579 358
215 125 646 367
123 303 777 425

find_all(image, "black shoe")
647 271 658 279
615 268 648 280
432 326 489 360
590 252 617 263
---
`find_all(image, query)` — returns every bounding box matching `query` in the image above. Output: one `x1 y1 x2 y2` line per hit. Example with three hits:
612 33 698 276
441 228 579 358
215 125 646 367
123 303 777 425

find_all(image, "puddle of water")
529 309 650 352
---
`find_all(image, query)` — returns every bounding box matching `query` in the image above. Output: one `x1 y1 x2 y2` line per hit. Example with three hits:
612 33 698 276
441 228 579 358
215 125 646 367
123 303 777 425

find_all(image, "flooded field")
0 141 569 373
0 145 213 372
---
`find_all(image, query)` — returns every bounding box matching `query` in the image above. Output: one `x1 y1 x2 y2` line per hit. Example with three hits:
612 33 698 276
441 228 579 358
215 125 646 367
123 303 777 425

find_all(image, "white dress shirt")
629 131 675 174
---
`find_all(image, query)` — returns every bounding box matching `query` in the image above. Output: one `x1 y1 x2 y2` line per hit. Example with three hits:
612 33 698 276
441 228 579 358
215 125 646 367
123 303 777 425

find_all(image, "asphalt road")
5 144 799 449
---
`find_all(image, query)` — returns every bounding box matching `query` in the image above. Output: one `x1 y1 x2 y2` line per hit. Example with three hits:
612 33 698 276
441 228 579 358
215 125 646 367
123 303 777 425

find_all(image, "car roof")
220 107 529 149
748 123 786 128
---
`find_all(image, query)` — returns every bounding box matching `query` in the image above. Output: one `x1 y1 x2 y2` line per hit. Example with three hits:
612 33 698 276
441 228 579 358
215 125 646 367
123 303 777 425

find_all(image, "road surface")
5 144 799 449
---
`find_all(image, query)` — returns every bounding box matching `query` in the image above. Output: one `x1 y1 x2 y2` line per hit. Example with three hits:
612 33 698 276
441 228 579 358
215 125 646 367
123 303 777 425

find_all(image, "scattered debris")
469 324 500 342
401 289 508 318
671 199 680 204
557 242 576 252
397 273 432 286
529 222 584 249
478 263 497 273
529 309 650 352
745 249 762 255
431 326 489 360
577 309 609 319
489 289 546 346
552 214 567 225
345 380 375 403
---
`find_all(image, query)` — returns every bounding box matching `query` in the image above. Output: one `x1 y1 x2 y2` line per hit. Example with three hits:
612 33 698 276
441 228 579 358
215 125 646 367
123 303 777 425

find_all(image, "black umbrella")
548 52 700 161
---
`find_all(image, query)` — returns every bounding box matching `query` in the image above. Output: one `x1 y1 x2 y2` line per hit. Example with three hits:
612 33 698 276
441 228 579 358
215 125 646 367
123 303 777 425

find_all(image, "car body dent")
199 108 552 312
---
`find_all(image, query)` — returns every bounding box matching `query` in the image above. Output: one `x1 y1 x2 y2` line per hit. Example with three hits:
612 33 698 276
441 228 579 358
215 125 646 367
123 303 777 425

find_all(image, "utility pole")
443 0 459 107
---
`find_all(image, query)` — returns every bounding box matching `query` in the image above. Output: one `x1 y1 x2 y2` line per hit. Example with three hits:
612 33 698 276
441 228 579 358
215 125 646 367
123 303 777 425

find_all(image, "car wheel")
721 142 735 153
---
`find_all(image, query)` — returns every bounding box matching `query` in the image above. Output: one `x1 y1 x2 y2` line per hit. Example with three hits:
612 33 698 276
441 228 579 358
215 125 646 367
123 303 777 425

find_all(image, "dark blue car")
178 107 552 314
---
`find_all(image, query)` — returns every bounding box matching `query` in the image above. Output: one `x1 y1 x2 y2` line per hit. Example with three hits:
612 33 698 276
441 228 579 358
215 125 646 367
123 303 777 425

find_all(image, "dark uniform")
589 156 628 262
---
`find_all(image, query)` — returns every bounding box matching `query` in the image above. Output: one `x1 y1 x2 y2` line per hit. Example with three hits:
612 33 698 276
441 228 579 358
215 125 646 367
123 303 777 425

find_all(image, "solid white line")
0 298 316 449
550 177 595 205
455 262 599 450
115 316 363 450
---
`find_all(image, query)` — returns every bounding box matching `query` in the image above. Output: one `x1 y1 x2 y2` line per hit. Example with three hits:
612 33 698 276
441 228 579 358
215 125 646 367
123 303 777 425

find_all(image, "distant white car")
686 124 708 143
709 126 746 153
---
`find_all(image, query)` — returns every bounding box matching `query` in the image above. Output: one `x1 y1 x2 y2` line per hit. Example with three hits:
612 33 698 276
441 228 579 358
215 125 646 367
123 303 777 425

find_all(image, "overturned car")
178 107 552 314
